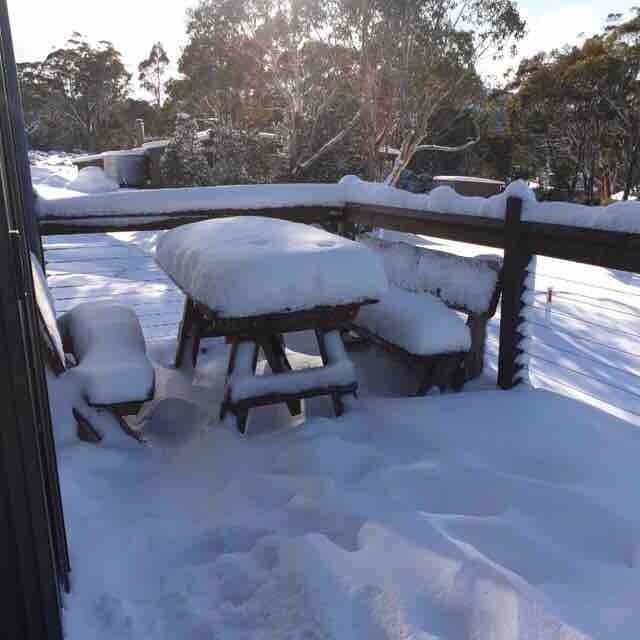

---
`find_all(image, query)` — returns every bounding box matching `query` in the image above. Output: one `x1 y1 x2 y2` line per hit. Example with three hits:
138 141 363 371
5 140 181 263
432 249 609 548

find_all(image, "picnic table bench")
155 216 388 433
350 234 502 395
31 254 154 442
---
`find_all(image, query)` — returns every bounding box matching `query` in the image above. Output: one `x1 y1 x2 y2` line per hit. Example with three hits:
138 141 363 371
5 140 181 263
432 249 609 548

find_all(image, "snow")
36 183 345 219
48 338 640 639
155 216 388 318
529 200 640 233
340 174 432 211
230 330 355 403
231 359 355 402
34 171 640 234
28 156 640 640
31 252 66 367
58 301 154 406
68 167 119 194
360 233 500 313
345 176 640 233
30 150 83 199
356 286 472 355
611 191 637 201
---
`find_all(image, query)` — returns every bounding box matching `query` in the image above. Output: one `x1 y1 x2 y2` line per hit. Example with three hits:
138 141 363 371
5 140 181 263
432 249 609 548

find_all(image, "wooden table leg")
175 298 201 369
260 334 302 416
315 328 348 417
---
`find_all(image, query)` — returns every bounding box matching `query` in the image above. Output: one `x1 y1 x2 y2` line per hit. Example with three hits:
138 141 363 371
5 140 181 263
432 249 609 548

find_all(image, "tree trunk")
623 141 639 201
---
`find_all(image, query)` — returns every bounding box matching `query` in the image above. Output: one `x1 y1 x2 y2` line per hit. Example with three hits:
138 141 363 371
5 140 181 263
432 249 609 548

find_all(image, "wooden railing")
37 195 640 395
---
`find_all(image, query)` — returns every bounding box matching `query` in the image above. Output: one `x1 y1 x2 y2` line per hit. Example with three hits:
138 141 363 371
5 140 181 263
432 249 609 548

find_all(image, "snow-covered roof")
102 148 147 157
434 176 506 185
71 153 104 164
142 139 170 150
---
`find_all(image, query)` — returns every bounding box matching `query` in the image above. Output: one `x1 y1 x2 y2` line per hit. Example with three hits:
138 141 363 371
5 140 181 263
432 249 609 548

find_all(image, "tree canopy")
19 34 131 152
138 42 170 108
19 1 528 184
509 10 640 201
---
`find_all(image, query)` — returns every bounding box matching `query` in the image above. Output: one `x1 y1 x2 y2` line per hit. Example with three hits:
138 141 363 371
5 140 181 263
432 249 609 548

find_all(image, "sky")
8 0 633 99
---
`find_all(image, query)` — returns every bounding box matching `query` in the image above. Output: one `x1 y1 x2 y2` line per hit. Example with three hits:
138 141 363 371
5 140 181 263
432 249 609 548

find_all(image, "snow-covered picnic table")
155 216 388 432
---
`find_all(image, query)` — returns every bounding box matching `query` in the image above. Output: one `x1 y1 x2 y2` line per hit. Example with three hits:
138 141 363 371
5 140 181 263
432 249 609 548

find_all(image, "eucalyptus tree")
138 42 170 108
509 10 640 201
330 0 526 182
18 34 131 151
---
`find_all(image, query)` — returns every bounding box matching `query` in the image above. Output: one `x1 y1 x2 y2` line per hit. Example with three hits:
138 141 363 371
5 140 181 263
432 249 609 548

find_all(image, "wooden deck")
43 232 183 342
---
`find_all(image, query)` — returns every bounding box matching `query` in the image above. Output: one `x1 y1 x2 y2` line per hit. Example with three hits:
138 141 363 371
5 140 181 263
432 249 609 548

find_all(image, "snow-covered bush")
203 125 282 185
160 113 211 187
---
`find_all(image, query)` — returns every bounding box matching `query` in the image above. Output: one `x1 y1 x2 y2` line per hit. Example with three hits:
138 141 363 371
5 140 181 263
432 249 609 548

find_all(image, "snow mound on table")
59 301 154 405
355 286 472 355
155 216 388 318
68 166 119 194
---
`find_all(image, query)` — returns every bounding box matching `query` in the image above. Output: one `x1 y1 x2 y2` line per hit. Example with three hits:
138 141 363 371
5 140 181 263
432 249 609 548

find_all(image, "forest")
17 0 640 200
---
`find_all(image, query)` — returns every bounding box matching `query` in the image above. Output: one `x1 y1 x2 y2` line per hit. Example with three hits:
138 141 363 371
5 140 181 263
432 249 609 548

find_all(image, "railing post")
498 196 531 389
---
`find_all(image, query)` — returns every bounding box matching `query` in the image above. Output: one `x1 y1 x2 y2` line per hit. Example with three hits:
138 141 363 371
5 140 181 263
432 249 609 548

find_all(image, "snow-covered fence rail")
35 182 640 393
35 184 344 235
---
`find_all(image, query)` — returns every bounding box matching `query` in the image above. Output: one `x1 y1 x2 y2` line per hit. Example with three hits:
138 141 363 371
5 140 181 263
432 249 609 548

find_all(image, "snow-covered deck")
36 160 640 640
50 342 640 639
44 229 640 640
44 232 182 342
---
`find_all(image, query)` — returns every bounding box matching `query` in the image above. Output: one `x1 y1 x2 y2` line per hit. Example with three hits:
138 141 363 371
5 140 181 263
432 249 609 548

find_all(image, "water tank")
102 150 149 187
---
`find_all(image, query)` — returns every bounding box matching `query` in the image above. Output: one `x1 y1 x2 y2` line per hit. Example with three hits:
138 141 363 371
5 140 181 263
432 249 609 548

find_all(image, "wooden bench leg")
332 392 345 417
260 334 302 416
220 339 259 434
235 408 250 435
108 408 147 444
72 407 103 443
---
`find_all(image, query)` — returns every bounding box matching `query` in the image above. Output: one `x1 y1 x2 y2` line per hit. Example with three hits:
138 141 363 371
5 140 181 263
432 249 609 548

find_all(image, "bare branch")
294 108 362 175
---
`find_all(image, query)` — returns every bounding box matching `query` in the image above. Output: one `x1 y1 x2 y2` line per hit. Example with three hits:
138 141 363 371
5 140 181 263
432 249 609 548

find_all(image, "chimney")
134 119 145 147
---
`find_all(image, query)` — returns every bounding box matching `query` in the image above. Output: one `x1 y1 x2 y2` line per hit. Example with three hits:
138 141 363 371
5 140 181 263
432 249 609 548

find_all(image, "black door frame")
0 1 69 638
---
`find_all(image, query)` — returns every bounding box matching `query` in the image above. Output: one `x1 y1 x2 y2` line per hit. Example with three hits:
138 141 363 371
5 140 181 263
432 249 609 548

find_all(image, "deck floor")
44 231 183 342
